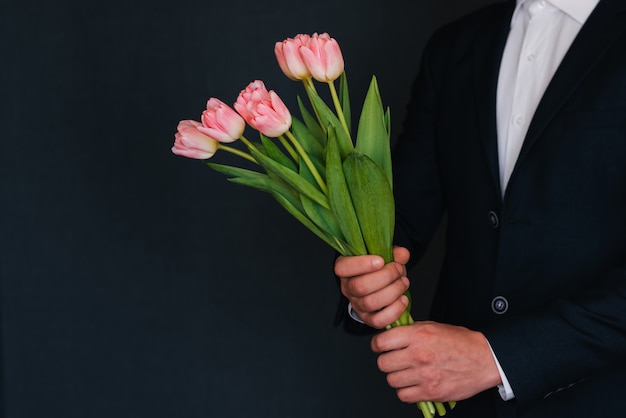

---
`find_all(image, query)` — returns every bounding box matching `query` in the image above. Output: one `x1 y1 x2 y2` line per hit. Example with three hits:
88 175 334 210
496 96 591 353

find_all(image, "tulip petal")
322 40 344 81
200 98 245 143
282 42 310 80
300 47 326 82
197 126 233 143
172 120 219 159
236 80 291 137
274 42 297 80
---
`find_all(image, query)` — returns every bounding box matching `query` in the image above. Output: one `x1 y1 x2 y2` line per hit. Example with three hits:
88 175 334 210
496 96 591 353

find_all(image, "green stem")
238 135 265 163
278 136 299 162
304 77 317 94
283 131 328 195
327 80 350 138
419 402 433 418
239 135 254 149
218 143 258 164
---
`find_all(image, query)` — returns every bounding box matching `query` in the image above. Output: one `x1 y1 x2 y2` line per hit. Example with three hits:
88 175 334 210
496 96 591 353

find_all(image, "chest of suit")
427 4 626 327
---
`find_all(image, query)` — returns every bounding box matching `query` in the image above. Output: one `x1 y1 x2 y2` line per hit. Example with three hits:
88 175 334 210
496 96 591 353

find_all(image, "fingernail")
371 257 384 268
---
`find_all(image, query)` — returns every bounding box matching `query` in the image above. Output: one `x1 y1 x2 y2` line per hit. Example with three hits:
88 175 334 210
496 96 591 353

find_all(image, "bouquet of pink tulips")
172 32 454 418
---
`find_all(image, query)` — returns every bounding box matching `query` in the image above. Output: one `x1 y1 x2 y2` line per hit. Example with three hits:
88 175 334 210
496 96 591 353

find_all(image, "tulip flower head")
172 120 219 159
298 32 344 82
274 34 312 81
198 98 245 143
234 80 292 138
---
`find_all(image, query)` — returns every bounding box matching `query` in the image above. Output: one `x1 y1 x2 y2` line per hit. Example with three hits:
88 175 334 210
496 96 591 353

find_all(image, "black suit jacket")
386 0 626 416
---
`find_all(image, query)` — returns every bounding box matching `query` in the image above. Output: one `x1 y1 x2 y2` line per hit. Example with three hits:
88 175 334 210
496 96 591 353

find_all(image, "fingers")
343 268 410 328
359 294 410 330
393 246 411 265
334 254 384 278
335 247 411 329
341 261 406 298
370 323 503 403
334 246 410 278
371 324 413 354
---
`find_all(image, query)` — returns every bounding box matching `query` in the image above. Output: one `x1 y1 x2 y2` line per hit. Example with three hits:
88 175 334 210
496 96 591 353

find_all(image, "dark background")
0 1 500 417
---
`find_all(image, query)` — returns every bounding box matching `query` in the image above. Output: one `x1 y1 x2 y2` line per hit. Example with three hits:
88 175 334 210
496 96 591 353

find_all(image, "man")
335 0 626 416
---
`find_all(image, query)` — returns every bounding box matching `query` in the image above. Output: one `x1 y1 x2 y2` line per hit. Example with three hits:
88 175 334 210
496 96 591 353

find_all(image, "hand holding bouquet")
172 32 455 418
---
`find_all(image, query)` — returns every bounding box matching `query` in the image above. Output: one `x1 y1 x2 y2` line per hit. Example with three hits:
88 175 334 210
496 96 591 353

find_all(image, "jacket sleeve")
484 266 626 409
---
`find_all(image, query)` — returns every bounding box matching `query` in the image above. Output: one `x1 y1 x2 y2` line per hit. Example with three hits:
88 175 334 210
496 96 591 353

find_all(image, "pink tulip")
198 98 245 143
298 32 344 82
234 80 292 137
172 120 219 159
274 34 312 80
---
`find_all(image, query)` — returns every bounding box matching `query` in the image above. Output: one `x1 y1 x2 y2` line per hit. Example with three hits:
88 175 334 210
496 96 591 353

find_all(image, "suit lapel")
515 0 626 167
473 2 516 197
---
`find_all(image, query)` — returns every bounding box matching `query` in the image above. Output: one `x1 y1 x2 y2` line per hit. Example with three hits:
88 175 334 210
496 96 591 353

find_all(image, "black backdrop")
0 1 500 417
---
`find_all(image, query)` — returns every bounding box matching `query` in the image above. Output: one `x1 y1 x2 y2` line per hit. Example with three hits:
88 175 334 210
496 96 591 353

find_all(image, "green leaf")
339 71 351 135
297 95 326 144
384 106 391 137
297 144 326 182
300 193 344 241
304 82 354 158
297 151 326 187
271 192 348 254
343 151 395 262
207 162 263 180
355 75 392 188
298 157 344 241
246 143 330 210
208 162 352 255
207 163 298 202
265 171 305 210
325 127 367 256
291 117 325 161
260 134 297 172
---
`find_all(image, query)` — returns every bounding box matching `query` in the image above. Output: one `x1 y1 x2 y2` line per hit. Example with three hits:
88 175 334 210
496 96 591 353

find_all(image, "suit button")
488 211 499 228
491 296 509 314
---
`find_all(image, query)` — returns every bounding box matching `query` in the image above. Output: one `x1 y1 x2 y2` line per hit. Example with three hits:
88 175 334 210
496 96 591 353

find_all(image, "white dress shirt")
493 0 599 400
497 0 600 192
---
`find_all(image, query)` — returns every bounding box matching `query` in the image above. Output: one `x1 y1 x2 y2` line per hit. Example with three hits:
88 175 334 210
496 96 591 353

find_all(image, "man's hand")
334 247 411 329
371 321 502 403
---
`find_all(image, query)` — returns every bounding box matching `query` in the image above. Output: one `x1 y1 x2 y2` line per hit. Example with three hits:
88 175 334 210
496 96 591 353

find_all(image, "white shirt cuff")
487 341 515 400
347 302 365 323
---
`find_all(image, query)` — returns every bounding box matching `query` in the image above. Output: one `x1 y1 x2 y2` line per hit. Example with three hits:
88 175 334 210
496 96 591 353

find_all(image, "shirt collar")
514 0 600 24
